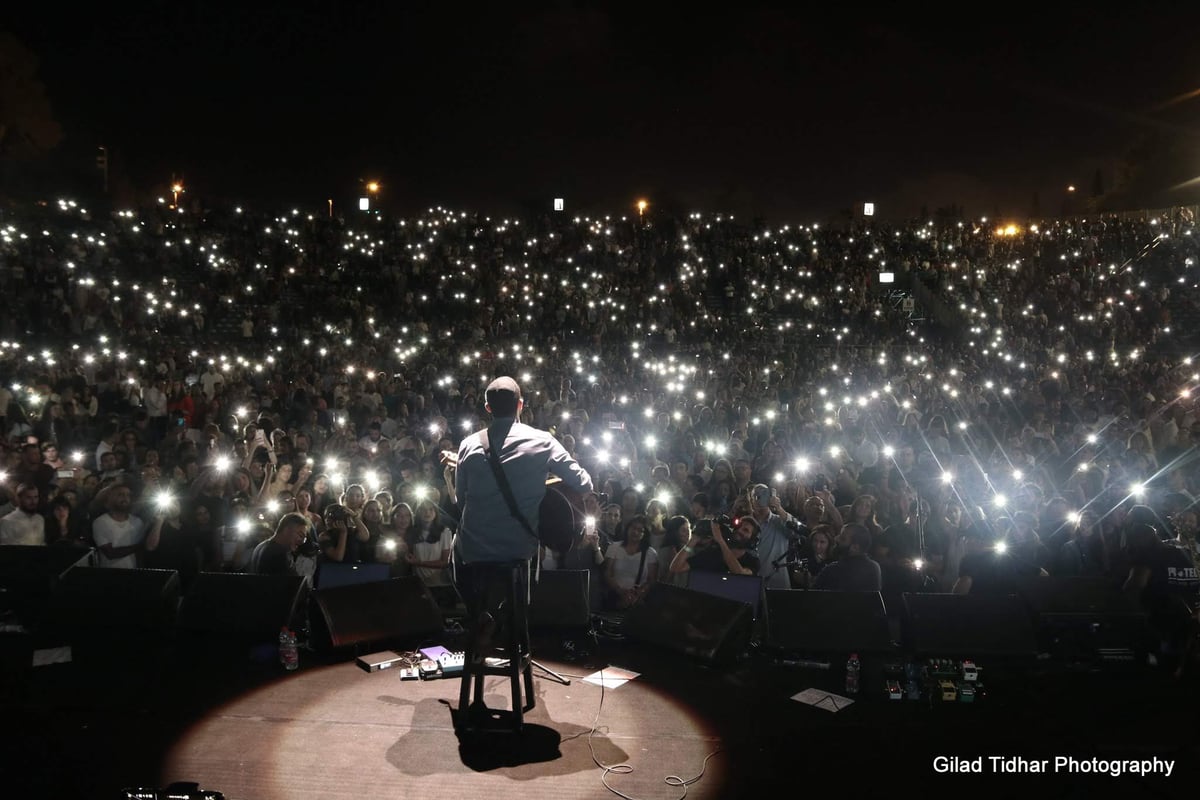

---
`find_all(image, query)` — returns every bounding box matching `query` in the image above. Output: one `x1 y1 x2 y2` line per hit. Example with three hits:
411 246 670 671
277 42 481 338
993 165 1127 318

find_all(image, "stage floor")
1 629 1198 800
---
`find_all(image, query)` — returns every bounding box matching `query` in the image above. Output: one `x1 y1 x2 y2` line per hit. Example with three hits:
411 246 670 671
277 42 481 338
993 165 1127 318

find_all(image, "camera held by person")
697 514 741 550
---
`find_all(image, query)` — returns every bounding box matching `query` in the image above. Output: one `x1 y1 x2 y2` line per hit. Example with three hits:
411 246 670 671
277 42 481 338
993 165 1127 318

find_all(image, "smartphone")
56 469 75 479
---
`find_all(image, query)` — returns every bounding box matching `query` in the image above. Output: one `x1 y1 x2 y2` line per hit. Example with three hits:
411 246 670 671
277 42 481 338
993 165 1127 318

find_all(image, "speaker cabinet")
623 583 752 665
1015 576 1148 657
43 566 181 634
1015 576 1141 619
765 589 891 655
308 576 443 651
902 592 1038 657
314 561 392 590
529 569 591 629
0 545 92 626
177 571 307 638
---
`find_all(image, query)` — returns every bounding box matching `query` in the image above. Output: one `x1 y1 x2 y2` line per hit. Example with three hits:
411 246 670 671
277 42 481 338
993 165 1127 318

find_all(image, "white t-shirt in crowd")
0 510 45 546
604 542 658 590
92 514 147 569
411 527 453 586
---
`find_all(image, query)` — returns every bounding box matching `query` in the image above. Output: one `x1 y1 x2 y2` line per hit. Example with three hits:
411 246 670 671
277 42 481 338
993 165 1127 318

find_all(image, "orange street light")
637 199 648 217
171 182 184 207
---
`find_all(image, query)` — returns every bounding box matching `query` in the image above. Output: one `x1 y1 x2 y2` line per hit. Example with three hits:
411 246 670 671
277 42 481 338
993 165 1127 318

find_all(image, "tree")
0 32 63 160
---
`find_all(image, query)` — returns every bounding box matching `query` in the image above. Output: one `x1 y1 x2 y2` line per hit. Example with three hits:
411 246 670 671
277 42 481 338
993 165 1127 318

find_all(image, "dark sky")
7 3 1200 221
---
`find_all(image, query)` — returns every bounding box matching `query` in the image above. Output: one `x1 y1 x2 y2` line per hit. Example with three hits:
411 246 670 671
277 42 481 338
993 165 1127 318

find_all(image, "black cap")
485 376 521 417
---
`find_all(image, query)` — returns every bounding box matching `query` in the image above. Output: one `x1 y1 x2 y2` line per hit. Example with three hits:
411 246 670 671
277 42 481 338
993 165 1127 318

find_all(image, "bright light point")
1012 470 1023 481
994 540 1008 555
941 472 953 484
993 494 1007 508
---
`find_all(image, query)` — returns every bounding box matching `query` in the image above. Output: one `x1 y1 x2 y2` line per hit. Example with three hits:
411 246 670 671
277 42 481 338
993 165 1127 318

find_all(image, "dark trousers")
454 559 531 639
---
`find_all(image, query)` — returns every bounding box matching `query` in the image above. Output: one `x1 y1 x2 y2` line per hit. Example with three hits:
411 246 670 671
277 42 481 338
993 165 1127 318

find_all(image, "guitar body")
539 481 585 554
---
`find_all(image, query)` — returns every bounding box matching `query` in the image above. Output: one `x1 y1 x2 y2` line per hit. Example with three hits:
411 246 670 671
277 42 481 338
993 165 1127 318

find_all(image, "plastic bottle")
279 627 299 671
845 652 860 695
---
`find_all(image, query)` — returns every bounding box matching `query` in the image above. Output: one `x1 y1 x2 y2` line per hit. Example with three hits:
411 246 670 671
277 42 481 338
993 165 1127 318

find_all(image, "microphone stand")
915 499 925 555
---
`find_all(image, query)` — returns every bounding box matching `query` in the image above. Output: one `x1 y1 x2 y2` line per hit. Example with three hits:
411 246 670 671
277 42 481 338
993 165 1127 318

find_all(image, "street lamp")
360 180 381 213
637 199 648 218
171 181 184 208
1062 185 1076 218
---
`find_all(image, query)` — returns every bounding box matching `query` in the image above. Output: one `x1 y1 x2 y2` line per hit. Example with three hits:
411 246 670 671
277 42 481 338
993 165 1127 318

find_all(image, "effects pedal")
418 659 440 679
399 667 421 680
438 651 465 676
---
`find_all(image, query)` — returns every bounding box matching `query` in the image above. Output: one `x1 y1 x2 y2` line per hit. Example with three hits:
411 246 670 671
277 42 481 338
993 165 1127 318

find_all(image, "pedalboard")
438 651 465 676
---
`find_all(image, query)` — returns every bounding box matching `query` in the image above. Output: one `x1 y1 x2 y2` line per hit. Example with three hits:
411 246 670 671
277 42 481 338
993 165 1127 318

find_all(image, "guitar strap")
484 424 540 545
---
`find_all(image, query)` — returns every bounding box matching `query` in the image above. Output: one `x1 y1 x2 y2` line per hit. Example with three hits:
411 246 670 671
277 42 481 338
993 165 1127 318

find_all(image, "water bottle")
845 652 860 695
279 626 299 671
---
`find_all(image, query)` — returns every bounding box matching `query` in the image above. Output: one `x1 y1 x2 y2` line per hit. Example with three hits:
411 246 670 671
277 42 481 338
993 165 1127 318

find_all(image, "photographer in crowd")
669 514 760 577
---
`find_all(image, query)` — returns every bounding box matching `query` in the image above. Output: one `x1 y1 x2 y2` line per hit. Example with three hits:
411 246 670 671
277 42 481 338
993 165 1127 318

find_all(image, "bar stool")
456 560 535 732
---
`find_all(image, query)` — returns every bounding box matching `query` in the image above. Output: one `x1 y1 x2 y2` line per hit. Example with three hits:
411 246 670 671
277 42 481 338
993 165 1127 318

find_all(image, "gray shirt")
754 511 794 590
456 419 593 563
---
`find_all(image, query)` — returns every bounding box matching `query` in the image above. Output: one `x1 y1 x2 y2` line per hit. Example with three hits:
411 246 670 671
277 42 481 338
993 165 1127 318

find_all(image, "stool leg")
508 570 524 728
518 574 535 713
458 632 476 729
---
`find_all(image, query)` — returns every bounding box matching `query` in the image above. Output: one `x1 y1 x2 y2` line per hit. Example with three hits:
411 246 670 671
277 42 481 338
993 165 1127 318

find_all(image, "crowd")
0 195 1197 673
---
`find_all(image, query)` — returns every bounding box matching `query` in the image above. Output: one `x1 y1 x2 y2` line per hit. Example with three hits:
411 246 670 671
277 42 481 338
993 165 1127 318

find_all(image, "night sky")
6 3 1200 221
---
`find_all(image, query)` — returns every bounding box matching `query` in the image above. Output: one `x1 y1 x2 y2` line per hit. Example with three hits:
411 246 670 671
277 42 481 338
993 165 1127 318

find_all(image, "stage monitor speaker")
623 583 752 665
177 572 307 638
42 566 181 634
689 572 765 620
1015 576 1143 620
1015 576 1148 657
530 569 591 628
902 592 1037 658
765 589 891 655
0 545 92 624
314 561 392 590
308 576 443 651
